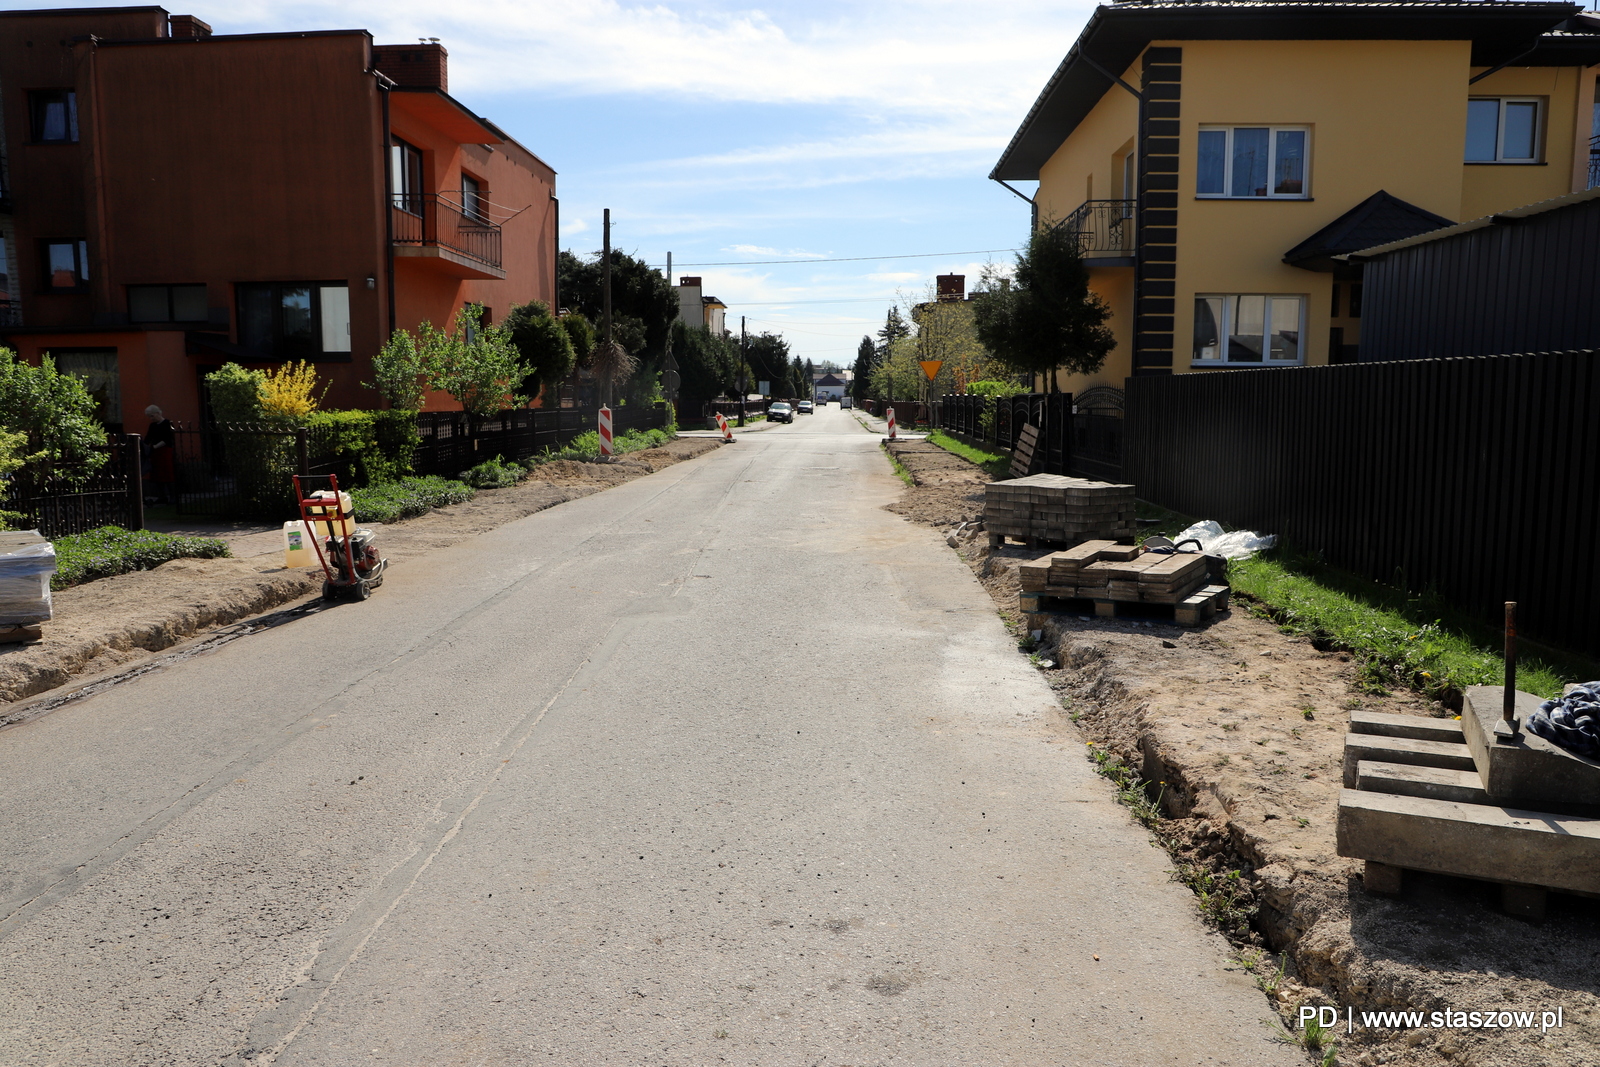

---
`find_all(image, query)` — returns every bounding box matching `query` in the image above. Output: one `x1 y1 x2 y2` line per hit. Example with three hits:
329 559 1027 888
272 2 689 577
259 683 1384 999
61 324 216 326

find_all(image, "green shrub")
460 454 524 489
52 526 230 590
0 348 108 479
349 476 474 524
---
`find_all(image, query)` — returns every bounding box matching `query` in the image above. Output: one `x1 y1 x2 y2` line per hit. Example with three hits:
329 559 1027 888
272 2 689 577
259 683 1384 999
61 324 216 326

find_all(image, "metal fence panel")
4 434 143 537
1122 351 1600 649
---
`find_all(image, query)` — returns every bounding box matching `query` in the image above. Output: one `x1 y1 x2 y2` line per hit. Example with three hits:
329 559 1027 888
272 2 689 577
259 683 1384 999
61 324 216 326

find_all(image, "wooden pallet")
0 623 43 645
1335 705 1600 920
1019 583 1230 627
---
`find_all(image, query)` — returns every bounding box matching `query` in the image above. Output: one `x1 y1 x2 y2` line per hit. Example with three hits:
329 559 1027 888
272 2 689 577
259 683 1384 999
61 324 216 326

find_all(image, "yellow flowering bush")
260 361 323 421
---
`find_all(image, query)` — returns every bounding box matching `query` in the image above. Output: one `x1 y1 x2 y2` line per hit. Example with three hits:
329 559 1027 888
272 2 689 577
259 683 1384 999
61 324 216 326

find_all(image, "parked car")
797 400 815 414
768 401 794 423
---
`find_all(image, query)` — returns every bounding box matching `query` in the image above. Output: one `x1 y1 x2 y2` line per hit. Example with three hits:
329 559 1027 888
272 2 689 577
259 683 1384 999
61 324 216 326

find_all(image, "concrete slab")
1461 685 1600 811
1335 788 1600 895
1341 733 1477 788
1356 760 1488 804
1348 709 1464 744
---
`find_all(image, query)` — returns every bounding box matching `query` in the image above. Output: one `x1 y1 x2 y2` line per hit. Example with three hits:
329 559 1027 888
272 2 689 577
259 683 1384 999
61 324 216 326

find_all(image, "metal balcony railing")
391 193 502 271
1062 199 1136 257
0 300 20 327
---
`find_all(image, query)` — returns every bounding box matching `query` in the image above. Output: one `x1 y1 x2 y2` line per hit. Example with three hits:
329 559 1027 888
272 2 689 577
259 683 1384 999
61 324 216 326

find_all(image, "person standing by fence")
144 405 176 505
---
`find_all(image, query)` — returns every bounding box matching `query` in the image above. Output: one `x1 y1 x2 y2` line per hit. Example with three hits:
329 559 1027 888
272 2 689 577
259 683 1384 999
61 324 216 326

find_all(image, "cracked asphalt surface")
0 406 1294 1066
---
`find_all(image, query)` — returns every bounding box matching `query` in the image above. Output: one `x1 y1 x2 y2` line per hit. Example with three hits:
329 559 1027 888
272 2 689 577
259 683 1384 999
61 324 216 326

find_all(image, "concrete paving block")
1349 709 1465 744
1461 686 1600 811
1356 760 1488 804
1335 788 1600 895
1341 733 1478 788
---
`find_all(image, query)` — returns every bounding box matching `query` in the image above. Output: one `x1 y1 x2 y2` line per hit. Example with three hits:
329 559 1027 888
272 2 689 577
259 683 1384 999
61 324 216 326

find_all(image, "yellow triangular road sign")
919 360 944 381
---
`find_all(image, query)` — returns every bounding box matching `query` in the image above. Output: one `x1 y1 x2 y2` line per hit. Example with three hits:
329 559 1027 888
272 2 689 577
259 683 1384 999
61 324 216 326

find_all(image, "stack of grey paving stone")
983 474 1135 546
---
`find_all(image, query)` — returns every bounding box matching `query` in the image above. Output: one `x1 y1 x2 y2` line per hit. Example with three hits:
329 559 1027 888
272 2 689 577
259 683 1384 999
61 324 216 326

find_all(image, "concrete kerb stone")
1461 685 1600 812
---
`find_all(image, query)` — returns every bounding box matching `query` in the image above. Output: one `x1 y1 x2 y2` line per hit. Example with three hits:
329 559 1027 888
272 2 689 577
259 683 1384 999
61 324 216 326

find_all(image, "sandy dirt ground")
0 439 721 712
886 438 1600 1067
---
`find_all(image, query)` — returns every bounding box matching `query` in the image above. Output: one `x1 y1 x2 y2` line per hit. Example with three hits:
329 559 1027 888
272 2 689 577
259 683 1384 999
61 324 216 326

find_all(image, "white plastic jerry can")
283 520 313 568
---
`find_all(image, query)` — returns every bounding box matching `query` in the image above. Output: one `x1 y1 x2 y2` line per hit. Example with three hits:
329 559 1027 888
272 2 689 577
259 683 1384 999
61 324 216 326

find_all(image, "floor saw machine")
292 474 389 601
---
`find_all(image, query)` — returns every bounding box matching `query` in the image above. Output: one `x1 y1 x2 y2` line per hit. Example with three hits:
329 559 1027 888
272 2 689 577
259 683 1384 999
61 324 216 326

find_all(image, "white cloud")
722 245 829 259
219 1 1094 133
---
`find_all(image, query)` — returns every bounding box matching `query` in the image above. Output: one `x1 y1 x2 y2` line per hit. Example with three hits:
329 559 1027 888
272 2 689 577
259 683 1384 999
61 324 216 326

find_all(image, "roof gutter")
991 178 1039 230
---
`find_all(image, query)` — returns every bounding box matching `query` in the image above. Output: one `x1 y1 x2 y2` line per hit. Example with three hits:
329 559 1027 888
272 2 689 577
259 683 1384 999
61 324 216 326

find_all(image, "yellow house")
991 1 1600 394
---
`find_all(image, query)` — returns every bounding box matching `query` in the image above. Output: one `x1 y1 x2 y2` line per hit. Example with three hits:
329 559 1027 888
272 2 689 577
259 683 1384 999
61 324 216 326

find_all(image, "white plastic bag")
1172 520 1277 560
0 532 56 625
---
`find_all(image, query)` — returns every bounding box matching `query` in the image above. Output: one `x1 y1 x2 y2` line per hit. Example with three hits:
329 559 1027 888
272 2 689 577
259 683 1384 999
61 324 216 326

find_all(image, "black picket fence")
1122 350 1600 650
3 434 145 537
933 393 1120 480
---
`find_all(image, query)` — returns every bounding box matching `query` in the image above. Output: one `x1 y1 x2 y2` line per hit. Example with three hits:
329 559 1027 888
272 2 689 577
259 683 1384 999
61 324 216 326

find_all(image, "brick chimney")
936 274 965 302
168 14 212 38
372 43 448 92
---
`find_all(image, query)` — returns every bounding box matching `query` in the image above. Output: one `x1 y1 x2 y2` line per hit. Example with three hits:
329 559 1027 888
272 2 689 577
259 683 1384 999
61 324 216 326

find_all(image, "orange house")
0 7 557 429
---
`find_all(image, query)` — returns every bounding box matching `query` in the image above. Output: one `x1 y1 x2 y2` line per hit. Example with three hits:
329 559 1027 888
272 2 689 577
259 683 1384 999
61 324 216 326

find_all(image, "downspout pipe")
376 68 397 338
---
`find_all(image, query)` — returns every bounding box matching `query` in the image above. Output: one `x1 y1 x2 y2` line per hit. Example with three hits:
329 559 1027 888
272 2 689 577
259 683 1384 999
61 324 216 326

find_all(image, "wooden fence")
1122 350 1600 649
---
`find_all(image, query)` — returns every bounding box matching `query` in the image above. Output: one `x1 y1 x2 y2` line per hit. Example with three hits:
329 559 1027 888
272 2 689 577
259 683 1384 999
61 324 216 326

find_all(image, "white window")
319 285 351 353
1466 98 1541 163
1192 295 1305 365
1197 126 1309 198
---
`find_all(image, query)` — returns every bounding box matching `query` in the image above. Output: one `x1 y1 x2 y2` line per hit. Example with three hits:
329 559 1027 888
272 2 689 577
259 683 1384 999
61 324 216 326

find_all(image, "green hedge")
306 409 419 488
52 526 231 590
349 476 474 524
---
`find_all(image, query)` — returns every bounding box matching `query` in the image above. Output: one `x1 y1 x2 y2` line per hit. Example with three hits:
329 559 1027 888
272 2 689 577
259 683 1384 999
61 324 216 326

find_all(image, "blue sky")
60 1 1104 364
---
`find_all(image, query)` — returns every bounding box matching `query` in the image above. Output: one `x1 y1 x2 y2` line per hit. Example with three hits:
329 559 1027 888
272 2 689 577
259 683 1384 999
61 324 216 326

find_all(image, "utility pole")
738 315 747 428
602 208 612 408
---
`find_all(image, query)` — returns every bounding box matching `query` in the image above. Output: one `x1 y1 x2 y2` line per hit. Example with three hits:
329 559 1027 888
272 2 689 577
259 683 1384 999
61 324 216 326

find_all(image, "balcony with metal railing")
391 193 504 279
1063 199 1136 265
0 301 20 327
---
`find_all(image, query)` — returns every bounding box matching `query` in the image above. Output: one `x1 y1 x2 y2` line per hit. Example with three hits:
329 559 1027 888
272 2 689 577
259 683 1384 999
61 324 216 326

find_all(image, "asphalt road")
0 405 1295 1066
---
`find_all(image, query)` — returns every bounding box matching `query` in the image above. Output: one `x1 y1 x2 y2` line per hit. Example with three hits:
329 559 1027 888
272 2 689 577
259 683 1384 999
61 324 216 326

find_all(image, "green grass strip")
926 429 1011 480
52 526 231 590
1229 552 1582 700
880 443 914 486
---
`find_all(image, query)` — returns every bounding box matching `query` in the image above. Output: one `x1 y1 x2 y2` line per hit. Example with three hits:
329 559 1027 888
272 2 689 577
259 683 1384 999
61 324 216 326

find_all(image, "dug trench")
885 436 1600 1067
0 438 721 716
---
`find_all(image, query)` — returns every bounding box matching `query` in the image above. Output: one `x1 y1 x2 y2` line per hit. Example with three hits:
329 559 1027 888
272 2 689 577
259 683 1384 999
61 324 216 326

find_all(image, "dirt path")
0 439 721 711
887 439 1600 1067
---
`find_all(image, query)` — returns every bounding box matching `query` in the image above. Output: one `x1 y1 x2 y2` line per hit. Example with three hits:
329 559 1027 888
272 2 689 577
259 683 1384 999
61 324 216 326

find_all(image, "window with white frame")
1465 98 1542 163
1197 126 1309 198
1192 295 1305 365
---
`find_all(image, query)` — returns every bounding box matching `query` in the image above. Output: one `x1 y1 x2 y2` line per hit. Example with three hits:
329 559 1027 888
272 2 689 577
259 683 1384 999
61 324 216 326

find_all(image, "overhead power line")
654 248 1019 268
